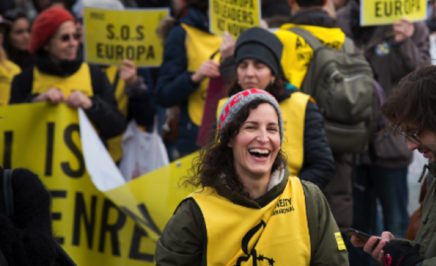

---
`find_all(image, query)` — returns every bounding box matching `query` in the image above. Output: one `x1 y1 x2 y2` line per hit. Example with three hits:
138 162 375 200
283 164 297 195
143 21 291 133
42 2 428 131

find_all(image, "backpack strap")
2 169 14 218
289 27 323 50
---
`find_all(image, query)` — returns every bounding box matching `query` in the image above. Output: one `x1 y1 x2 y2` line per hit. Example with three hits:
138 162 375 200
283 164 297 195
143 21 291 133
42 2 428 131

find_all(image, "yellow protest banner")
0 103 195 265
361 0 426 26
209 0 261 38
83 8 168 67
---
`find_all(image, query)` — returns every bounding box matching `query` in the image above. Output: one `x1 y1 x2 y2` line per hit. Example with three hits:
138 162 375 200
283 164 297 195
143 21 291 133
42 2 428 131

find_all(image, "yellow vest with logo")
275 24 345 88
192 176 311 265
103 65 128 162
0 60 20 105
32 63 93 97
181 23 222 126
217 91 309 175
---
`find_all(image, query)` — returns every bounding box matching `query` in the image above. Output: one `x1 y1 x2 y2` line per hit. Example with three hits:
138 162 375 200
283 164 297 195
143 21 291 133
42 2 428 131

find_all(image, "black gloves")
383 240 423 266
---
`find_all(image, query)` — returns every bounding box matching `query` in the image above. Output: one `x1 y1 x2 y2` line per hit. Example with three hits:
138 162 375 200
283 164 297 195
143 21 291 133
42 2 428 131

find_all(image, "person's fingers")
350 235 365 247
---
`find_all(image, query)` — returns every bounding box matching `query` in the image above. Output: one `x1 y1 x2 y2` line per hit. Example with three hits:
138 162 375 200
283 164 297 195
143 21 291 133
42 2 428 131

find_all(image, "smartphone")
345 228 372 243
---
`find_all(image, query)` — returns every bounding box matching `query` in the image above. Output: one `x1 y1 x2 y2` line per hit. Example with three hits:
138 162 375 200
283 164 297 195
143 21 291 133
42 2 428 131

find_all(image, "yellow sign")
83 8 168 67
0 103 195 265
361 0 426 26
209 0 261 38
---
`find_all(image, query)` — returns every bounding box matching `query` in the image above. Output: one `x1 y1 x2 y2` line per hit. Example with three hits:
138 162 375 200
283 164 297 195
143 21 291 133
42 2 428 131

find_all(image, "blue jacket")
155 7 212 156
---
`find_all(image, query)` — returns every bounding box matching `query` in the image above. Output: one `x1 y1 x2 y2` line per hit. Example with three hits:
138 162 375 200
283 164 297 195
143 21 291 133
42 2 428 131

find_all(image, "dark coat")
9 56 126 140
0 168 57 266
155 7 212 156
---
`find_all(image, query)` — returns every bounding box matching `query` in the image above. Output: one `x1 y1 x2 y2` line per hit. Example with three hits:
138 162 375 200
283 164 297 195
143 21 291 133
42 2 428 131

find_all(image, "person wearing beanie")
156 88 348 265
9 6 126 141
218 27 335 191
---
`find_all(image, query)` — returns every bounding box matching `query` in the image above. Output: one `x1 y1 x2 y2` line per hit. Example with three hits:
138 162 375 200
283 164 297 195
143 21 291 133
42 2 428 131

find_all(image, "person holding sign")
155 0 222 158
156 88 348 265
219 27 335 190
9 6 126 141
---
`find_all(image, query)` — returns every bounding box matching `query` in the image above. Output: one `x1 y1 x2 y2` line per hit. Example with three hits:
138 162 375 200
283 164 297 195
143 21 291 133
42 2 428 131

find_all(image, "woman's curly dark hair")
184 99 286 196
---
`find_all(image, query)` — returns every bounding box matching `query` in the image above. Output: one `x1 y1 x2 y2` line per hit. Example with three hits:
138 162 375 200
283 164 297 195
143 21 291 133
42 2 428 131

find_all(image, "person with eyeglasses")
9 6 126 142
3 10 34 69
350 65 436 266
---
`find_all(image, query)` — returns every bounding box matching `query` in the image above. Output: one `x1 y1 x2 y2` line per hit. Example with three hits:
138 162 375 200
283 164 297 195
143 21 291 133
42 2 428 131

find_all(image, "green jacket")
155 170 349 265
414 162 436 265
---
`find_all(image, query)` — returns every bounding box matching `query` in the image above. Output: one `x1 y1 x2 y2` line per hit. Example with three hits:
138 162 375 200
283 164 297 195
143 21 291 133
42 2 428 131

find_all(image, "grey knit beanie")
217 88 283 142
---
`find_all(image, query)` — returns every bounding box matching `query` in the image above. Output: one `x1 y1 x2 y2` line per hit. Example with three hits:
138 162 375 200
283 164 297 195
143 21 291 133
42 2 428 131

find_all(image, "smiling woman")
155 89 349 265
9 6 126 141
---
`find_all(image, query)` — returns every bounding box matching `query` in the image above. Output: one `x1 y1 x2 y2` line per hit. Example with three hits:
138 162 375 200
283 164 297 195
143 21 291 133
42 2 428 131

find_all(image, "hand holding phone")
345 228 380 246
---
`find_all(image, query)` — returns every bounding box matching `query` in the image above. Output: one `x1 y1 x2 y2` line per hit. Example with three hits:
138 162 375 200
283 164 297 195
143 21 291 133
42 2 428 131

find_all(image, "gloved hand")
382 240 423 266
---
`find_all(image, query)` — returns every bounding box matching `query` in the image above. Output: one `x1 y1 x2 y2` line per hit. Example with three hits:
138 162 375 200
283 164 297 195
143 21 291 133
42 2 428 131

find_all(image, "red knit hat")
29 6 74 54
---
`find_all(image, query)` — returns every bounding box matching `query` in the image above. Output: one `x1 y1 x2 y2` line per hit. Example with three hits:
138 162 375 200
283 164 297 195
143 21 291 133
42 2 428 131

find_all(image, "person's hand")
191 60 220 83
393 19 415 43
119 59 138 86
66 90 93 109
220 32 235 60
350 231 394 263
33 88 64 104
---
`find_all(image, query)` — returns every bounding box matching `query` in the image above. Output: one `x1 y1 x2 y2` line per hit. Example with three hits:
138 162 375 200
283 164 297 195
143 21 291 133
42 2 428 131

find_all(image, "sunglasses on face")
59 32 80 42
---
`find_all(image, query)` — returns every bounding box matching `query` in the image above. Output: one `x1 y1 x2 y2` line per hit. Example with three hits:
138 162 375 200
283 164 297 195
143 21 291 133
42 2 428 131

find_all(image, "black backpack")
289 27 375 153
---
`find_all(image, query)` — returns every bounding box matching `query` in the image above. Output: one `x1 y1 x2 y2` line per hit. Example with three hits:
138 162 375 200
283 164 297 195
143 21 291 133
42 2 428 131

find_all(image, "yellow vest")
192 176 311 265
0 60 20 105
181 23 222 126
275 24 346 88
217 91 309 175
32 63 93 97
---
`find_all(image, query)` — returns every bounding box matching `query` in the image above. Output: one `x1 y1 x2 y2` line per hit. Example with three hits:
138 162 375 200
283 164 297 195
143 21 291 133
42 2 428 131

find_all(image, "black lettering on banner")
3 131 13 168
106 24 115 40
61 124 85 178
375 1 382 17
51 190 67 244
121 203 162 236
120 25 130 41
213 0 220 13
217 18 225 31
45 122 55 176
73 192 98 249
135 25 144 41
95 43 156 61
98 199 126 255
394 0 402 15
129 225 153 261
374 0 421 18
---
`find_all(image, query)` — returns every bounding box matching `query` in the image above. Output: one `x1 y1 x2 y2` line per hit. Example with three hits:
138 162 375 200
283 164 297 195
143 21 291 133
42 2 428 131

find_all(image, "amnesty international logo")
272 197 294 216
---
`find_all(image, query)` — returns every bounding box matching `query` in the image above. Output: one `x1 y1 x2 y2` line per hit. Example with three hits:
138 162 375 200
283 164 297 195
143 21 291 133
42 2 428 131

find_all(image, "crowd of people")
1 0 436 265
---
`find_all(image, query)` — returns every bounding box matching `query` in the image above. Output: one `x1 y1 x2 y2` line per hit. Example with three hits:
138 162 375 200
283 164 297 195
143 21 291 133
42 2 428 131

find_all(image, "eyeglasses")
397 128 421 144
59 33 80 42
